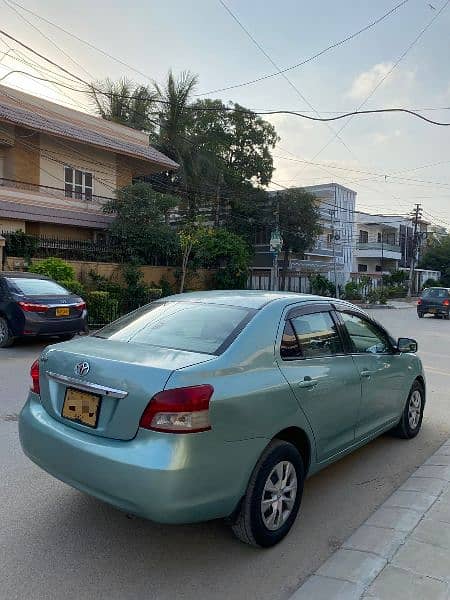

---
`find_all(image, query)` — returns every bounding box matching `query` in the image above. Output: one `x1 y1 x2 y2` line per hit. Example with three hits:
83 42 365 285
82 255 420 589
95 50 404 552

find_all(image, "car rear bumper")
21 313 87 337
418 307 449 316
19 394 264 523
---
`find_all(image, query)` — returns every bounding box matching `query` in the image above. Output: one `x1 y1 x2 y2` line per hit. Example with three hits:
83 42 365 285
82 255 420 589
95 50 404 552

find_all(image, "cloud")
371 129 401 145
346 62 394 101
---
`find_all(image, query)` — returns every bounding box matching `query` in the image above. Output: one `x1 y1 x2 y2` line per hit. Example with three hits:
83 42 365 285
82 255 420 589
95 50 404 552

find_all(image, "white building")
250 183 356 292
353 212 439 291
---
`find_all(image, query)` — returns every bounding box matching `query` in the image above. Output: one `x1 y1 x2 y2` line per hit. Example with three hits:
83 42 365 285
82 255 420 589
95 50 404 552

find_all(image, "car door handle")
360 370 373 379
297 377 317 389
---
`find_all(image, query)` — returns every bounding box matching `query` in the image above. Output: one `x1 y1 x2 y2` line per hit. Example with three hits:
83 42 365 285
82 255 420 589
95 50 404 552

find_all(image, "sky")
1 0 450 229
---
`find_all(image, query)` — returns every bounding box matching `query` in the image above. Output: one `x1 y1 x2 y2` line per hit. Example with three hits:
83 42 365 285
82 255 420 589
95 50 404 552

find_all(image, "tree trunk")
280 247 289 291
179 243 192 293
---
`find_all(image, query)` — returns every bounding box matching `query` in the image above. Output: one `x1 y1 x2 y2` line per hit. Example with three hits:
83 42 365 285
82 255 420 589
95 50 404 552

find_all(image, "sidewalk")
290 439 450 599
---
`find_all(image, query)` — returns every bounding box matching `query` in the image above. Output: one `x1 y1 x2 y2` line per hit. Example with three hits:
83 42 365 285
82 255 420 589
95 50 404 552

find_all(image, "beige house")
0 85 177 244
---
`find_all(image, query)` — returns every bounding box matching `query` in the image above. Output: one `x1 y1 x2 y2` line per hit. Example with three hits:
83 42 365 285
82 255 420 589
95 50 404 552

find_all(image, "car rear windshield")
6 278 70 296
94 301 255 355
421 288 449 298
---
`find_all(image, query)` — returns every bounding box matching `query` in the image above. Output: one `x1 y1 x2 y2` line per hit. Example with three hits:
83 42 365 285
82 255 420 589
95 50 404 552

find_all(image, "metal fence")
1 231 170 265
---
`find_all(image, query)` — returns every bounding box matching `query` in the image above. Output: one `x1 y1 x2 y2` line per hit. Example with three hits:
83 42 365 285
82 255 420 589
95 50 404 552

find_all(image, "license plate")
56 307 70 317
62 388 100 428
429 308 437 314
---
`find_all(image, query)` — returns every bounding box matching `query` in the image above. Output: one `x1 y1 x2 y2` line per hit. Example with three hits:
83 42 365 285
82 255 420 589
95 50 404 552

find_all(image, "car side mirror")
397 337 418 353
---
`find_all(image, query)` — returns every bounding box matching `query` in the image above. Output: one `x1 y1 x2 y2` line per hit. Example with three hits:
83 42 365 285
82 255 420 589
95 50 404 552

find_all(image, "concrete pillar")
0 236 5 271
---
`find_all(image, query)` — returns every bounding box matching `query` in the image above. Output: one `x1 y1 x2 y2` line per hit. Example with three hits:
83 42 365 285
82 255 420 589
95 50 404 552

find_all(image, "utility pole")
381 229 384 292
407 203 423 298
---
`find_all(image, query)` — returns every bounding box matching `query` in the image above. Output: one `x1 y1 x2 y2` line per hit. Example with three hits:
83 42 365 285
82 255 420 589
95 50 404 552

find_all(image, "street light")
270 228 283 291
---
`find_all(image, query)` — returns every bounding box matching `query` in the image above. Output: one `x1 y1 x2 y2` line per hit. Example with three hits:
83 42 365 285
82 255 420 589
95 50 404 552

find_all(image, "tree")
88 78 157 133
104 183 179 264
178 223 211 293
196 228 251 289
277 189 322 291
188 99 279 224
420 235 450 285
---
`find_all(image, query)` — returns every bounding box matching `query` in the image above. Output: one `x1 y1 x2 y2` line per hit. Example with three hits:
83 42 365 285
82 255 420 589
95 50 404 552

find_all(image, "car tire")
230 440 304 548
417 312 424 319
391 380 424 439
0 316 14 348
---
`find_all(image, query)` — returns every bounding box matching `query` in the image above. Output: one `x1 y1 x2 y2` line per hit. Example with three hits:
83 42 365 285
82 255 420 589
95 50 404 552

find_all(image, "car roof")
162 290 341 309
0 271 51 280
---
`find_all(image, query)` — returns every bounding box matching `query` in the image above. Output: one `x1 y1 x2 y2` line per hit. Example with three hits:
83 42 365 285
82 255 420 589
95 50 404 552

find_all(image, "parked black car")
0 272 87 347
417 287 450 319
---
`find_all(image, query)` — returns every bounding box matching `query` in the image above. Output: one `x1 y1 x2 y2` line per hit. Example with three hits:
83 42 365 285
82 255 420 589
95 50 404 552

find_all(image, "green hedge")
86 291 119 327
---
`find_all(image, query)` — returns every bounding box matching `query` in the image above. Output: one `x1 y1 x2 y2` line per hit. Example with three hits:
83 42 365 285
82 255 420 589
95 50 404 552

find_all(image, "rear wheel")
231 440 304 547
418 312 424 319
391 380 424 439
0 317 14 348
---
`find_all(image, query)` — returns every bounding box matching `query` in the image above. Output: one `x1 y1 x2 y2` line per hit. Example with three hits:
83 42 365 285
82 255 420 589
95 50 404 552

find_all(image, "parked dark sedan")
0 272 87 347
417 287 450 319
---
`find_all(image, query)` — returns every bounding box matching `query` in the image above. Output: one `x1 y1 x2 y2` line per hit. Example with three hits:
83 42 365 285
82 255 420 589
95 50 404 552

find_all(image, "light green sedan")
19 291 424 547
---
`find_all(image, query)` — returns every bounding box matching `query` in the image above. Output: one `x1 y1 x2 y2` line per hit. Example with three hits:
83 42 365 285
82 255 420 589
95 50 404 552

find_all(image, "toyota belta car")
0 272 87 347
19 291 424 547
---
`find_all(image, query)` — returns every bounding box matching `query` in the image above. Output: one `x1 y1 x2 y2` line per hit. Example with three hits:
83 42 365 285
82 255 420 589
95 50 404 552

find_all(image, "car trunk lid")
39 336 215 440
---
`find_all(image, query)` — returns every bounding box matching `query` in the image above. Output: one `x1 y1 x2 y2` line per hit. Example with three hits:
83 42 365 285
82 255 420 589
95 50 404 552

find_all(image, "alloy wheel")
0 319 8 344
260 460 297 531
408 390 422 430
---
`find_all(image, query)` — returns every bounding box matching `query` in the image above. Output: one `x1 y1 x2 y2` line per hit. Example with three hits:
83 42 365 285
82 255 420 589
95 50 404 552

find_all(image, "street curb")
288 438 450 599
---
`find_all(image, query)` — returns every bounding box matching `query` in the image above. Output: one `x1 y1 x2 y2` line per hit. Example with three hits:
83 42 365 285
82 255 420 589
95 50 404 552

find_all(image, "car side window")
340 312 391 354
281 311 343 359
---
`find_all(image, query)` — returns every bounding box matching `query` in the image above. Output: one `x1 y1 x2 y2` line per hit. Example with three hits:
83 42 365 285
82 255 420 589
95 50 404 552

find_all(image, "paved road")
1 309 449 600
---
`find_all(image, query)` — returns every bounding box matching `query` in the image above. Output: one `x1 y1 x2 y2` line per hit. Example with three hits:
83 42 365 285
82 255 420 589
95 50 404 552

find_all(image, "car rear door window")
340 312 391 354
6 278 70 296
95 301 254 355
421 288 449 299
282 311 343 359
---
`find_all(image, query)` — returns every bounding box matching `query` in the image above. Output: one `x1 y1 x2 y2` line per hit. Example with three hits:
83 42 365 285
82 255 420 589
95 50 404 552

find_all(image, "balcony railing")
356 242 401 253
0 177 114 205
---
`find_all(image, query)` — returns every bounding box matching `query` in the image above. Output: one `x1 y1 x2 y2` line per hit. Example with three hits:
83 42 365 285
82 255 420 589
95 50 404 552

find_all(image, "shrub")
86 291 119 327
309 274 336 297
366 288 388 305
58 279 85 296
343 281 362 301
29 257 75 281
4 230 38 262
422 278 440 289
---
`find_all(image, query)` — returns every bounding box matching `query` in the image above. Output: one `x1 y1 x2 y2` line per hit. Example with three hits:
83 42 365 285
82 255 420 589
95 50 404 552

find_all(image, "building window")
359 230 368 244
375 265 382 272
64 166 93 200
358 264 368 272
377 232 382 243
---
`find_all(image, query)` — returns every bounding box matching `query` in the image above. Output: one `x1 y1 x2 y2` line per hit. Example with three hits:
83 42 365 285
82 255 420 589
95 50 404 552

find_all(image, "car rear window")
6 278 70 296
421 288 449 299
94 301 255 355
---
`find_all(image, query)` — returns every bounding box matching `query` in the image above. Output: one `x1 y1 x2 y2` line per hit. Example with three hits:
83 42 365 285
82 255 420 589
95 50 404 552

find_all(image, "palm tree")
88 78 157 133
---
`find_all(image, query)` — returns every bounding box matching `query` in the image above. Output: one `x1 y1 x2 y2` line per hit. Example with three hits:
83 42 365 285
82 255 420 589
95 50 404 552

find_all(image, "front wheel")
0 317 14 348
391 381 424 439
230 440 304 547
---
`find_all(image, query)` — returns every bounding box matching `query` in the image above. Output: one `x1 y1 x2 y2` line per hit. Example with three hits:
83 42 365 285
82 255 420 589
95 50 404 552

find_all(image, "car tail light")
30 359 40 394
19 301 49 313
444 299 450 306
417 299 422 305
139 385 214 433
75 302 86 311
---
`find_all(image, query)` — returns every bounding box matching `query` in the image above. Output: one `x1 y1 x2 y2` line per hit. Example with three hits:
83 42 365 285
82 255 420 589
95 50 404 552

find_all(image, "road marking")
423 365 450 377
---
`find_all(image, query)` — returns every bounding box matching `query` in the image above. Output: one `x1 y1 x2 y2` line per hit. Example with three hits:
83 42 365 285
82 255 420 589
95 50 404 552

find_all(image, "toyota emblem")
75 361 90 377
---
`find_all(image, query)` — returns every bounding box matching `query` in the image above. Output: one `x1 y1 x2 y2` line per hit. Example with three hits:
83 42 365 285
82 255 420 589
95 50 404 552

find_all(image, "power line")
285 0 450 186
2 66 450 127
198 0 410 96
4 0 154 83
1 0 95 80
218 0 357 162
